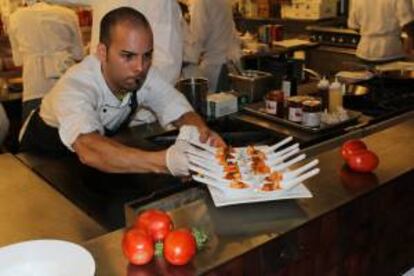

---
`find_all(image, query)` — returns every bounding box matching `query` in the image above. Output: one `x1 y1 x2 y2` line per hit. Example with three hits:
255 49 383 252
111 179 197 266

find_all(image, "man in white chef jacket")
183 0 241 92
348 0 414 62
46 0 183 125
8 0 84 120
19 7 223 177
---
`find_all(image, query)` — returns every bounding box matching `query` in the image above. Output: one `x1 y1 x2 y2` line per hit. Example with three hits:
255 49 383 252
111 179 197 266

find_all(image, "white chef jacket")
39 55 193 151
348 0 414 61
0 103 9 146
8 2 84 102
49 0 183 84
185 0 241 91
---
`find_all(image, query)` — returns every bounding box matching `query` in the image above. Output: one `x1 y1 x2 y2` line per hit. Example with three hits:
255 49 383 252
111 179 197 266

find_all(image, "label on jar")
302 111 321 127
288 106 302 122
265 99 278 115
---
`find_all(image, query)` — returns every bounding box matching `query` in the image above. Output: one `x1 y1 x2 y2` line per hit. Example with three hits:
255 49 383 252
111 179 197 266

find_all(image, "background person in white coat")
184 0 241 92
46 0 184 124
0 103 9 148
8 0 84 120
348 0 414 63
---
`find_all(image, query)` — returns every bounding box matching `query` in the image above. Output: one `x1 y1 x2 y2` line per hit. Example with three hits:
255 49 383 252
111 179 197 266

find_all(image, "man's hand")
166 140 191 177
173 112 226 147
198 126 226 147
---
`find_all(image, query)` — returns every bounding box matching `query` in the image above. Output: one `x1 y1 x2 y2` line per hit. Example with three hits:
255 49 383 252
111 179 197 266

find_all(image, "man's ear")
96 43 107 62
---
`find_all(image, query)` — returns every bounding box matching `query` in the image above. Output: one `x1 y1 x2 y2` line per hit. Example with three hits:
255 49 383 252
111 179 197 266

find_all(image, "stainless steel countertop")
83 117 414 275
0 153 106 247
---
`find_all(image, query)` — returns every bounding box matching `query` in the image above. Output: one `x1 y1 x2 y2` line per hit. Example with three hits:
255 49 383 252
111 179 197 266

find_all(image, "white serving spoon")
272 153 306 171
270 143 300 158
192 175 229 192
189 157 223 173
189 164 224 181
186 146 216 161
283 159 319 180
188 139 216 154
280 168 320 190
267 147 300 166
264 136 294 153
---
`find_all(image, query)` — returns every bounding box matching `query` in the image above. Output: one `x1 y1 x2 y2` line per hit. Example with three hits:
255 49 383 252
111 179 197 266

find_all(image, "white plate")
208 182 312 207
0 240 95 276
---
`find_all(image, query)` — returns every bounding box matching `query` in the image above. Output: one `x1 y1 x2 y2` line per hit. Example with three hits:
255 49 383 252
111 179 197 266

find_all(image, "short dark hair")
99 7 151 47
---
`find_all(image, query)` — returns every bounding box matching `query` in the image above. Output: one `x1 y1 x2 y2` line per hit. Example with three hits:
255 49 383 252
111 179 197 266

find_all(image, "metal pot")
229 70 273 103
175 78 208 115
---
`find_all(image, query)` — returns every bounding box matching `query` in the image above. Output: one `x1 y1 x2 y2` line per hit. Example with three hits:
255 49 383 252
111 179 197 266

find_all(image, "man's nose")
132 56 144 73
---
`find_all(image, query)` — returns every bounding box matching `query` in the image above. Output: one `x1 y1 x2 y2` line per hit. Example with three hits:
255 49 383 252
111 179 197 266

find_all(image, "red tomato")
164 228 196 266
135 209 173 241
122 228 154 265
341 139 367 161
347 150 379 173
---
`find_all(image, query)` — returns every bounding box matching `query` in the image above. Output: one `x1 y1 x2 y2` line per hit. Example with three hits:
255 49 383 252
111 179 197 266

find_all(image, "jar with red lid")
265 90 284 117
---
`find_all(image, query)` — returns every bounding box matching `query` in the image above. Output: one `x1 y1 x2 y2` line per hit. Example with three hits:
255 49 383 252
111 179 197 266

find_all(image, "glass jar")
265 90 284 117
287 96 304 122
302 99 322 127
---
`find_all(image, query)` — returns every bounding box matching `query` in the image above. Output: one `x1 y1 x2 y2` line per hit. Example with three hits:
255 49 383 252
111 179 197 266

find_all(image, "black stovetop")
344 78 414 120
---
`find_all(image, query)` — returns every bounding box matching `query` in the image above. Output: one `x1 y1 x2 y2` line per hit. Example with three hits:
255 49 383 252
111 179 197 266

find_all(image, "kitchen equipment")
307 23 360 48
175 78 209 115
229 70 273 103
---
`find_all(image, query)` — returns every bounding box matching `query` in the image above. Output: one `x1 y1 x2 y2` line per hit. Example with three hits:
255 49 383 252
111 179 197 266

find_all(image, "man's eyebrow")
120 50 137 55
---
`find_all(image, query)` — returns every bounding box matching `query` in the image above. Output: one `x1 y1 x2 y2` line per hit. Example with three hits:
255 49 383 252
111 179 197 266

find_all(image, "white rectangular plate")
207 182 312 207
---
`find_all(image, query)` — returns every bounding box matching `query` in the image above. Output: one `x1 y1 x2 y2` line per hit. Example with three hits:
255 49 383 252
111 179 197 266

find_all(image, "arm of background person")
7 13 23 66
73 132 169 174
149 0 183 83
185 0 208 63
402 21 414 56
347 0 360 31
397 0 414 56
68 9 85 61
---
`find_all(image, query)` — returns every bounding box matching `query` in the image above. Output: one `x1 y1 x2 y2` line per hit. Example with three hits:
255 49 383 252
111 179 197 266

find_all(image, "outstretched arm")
73 132 168 174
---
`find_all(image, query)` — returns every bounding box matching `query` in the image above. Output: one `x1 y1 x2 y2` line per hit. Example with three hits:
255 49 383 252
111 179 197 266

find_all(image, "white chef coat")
8 2 84 102
49 0 183 84
39 55 193 151
185 0 241 91
348 0 414 61
0 103 9 145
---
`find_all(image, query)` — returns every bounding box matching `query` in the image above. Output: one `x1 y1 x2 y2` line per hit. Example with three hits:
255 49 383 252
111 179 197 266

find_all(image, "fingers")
198 128 226 148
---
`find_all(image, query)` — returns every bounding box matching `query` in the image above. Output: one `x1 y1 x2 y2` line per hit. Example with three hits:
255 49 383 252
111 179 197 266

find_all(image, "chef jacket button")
103 108 107 113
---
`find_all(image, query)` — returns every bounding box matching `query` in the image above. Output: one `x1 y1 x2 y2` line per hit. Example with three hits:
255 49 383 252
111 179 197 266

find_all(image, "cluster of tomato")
122 209 200 266
340 139 379 173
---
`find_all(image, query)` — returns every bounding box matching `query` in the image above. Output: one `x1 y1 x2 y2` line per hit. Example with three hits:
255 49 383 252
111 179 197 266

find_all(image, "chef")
19 7 223 176
47 0 183 125
183 0 241 92
348 0 414 63
47 0 182 84
8 0 84 120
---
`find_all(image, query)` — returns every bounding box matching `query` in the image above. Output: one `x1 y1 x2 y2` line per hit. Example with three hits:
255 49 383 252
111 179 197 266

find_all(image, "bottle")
328 78 342 113
282 62 298 100
317 76 330 111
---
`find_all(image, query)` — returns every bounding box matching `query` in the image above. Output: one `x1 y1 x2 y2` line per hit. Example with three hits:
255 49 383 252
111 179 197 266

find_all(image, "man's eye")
123 54 134 61
143 52 152 60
